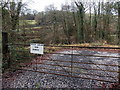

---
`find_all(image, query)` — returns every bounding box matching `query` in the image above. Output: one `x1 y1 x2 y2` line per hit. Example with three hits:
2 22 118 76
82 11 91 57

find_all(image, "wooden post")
2 32 10 68
2 32 8 54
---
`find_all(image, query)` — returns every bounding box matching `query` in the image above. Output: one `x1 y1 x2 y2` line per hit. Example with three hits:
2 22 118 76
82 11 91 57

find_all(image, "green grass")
19 20 42 30
31 26 42 29
26 20 37 25
19 20 37 26
24 26 42 30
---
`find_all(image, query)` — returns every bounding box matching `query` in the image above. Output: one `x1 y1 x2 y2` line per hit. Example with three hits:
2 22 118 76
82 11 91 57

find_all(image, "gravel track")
3 50 119 88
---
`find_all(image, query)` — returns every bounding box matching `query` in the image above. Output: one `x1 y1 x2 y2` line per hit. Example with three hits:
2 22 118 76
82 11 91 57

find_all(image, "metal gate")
8 43 120 84
2 30 120 86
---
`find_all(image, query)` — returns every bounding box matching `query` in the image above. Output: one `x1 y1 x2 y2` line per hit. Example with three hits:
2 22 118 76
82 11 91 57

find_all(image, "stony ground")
2 50 120 88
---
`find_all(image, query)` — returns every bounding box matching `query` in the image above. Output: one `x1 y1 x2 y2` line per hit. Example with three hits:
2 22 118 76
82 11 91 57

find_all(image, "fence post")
2 32 10 69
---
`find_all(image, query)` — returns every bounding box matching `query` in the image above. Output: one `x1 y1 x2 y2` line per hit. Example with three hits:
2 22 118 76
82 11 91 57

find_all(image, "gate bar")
27 62 119 73
21 67 117 79
8 43 120 49
16 68 117 83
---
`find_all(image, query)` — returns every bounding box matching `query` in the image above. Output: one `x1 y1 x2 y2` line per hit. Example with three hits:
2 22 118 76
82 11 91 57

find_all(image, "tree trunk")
118 1 120 45
75 1 85 43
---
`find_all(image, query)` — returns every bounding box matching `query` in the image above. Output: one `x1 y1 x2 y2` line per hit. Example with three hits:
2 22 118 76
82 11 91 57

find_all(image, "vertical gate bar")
118 45 120 84
0 32 2 71
36 55 37 71
71 46 73 76
118 65 120 84
0 8 2 89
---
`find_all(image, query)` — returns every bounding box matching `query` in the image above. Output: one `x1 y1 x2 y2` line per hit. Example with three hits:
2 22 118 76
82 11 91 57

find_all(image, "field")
19 20 37 26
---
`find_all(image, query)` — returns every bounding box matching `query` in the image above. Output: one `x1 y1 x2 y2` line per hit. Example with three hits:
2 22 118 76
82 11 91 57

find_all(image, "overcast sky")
23 0 71 12
22 0 119 12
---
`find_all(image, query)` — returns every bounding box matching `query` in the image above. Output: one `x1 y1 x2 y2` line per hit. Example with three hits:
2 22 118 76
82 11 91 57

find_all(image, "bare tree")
75 1 85 43
117 1 120 44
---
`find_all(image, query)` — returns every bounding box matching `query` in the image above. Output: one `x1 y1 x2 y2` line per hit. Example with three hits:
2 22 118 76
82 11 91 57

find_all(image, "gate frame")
9 43 120 84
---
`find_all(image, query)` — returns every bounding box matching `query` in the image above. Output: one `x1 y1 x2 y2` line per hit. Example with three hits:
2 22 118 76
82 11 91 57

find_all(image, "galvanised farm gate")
2 31 120 86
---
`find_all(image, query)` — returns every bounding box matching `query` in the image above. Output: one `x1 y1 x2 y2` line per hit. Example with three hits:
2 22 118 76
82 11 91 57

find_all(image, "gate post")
2 32 10 69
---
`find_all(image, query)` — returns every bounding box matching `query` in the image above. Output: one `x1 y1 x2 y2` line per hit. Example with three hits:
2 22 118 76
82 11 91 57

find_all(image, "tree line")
34 1 120 45
1 0 120 45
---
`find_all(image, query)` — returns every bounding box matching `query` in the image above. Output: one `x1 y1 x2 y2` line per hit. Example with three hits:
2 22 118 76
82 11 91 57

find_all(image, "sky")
22 0 119 12
23 0 71 12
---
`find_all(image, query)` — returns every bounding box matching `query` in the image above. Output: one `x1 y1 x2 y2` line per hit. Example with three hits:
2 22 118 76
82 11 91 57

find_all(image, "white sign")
30 43 44 54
